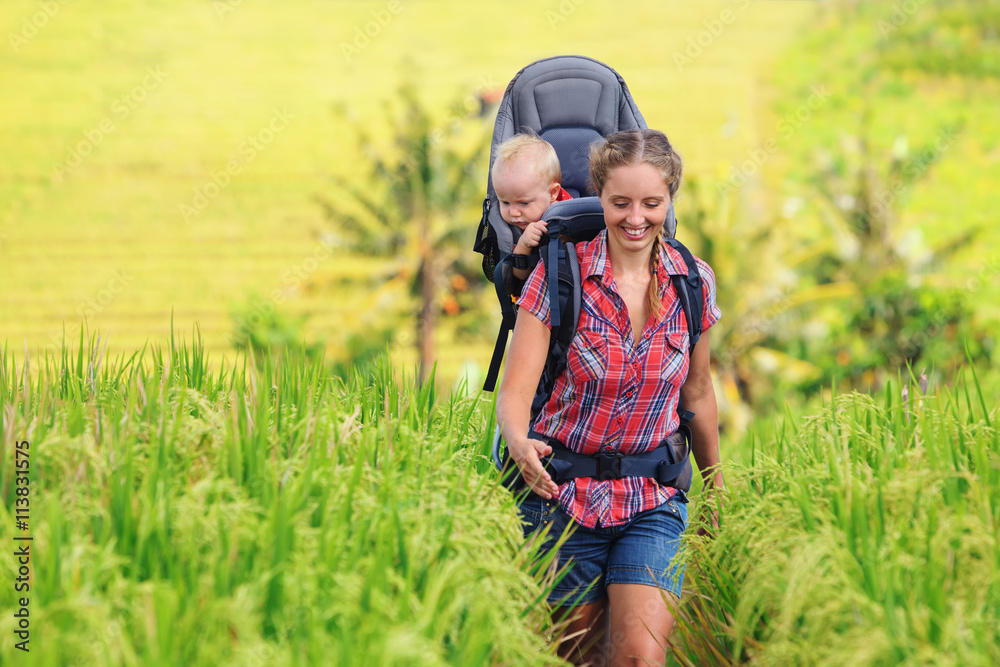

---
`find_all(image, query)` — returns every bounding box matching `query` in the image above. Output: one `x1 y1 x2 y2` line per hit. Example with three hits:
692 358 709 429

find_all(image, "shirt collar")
580 230 692 286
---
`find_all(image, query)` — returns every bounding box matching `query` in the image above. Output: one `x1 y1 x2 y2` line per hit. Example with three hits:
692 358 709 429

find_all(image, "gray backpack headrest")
486 56 648 255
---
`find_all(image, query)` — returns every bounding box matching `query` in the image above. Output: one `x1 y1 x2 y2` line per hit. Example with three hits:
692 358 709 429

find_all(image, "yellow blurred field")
1 0 834 379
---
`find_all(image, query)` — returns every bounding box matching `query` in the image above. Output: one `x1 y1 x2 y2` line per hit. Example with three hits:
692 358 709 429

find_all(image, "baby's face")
493 166 557 231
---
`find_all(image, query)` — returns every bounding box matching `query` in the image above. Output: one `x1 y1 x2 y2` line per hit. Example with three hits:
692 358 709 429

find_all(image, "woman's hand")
509 435 559 499
696 485 724 538
497 307 557 498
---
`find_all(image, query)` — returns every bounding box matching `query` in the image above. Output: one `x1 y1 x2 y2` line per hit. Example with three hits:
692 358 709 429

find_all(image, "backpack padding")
542 196 607 224
567 241 582 350
543 238 584 394
541 198 605 328
540 127 605 197
483 56 647 259
530 238 582 420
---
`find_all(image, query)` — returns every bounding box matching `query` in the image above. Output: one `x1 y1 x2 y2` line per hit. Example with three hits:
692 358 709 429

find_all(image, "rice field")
673 371 1000 666
4 1 1000 664
1 337 997 665
0 336 568 665
0 0 819 379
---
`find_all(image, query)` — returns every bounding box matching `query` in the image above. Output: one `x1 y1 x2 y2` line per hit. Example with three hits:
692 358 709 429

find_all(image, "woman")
497 129 724 665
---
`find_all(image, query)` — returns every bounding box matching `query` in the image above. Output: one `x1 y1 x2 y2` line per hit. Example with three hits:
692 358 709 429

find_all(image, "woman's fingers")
696 502 721 539
512 438 558 499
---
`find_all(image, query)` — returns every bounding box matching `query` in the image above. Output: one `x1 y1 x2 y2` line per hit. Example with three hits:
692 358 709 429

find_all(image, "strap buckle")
596 449 623 480
511 253 536 271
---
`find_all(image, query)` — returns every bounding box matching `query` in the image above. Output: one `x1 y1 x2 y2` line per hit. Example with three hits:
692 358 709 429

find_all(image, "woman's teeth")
623 227 646 238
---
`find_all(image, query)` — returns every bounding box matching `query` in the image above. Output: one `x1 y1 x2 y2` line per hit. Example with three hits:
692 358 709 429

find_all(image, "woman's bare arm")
680 329 724 491
497 310 560 499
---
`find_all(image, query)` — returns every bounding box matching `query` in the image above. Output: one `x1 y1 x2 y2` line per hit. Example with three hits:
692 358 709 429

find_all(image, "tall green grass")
674 373 1000 665
0 333 564 665
7 331 996 664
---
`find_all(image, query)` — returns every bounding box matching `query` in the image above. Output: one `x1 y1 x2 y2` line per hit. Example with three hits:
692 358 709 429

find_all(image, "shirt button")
626 390 633 397
605 445 613 452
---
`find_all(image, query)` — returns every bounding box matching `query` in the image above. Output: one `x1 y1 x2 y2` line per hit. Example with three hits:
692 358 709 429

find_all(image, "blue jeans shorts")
517 493 688 607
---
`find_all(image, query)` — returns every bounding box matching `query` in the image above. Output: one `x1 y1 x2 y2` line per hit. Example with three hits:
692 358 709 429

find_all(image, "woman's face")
598 162 671 257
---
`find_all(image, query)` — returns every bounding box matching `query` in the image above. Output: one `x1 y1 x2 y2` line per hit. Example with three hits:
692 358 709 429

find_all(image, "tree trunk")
418 255 436 383
416 214 436 384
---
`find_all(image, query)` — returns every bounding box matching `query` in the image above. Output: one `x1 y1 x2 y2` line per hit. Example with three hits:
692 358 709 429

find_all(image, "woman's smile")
621 226 650 239
599 162 671 255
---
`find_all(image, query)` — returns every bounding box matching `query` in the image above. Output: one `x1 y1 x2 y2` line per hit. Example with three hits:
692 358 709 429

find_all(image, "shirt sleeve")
694 257 722 331
515 258 552 329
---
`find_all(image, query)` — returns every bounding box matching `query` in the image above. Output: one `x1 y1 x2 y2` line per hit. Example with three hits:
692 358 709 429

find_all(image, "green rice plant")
671 372 1000 665
0 335 568 665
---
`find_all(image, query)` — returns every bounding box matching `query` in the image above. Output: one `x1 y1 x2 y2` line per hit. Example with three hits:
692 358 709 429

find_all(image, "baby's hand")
514 221 547 254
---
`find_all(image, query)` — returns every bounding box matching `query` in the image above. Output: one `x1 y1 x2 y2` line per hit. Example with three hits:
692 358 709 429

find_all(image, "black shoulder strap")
664 238 703 426
547 236 563 327
536 239 581 400
482 254 519 392
664 238 703 351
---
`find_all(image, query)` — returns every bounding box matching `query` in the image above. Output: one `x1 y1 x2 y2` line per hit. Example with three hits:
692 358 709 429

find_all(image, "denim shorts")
517 493 688 607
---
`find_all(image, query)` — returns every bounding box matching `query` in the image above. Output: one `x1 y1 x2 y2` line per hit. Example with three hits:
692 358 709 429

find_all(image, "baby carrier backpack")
472 55 703 493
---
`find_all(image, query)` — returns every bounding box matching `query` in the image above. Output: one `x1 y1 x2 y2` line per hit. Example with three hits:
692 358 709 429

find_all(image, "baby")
491 134 572 280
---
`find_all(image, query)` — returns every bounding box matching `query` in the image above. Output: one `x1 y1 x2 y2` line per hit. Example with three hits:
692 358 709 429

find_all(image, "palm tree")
318 83 488 382
808 98 974 382
677 177 856 432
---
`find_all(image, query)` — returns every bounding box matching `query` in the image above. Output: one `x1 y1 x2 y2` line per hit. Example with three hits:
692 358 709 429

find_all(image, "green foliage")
317 80 489 381
677 177 857 431
0 1 822 380
330 329 395 381
229 295 326 365
673 378 1000 665
727 0 999 400
877 0 1000 78
817 273 989 386
0 336 564 665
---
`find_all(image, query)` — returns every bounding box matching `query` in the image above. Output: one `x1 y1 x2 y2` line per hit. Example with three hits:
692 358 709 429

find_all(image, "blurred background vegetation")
1 0 997 433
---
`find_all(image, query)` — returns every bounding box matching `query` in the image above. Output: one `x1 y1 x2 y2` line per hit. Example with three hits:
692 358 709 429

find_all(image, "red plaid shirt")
517 230 721 528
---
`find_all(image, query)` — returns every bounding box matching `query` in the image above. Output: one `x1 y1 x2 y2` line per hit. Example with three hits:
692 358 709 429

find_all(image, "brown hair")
588 129 683 322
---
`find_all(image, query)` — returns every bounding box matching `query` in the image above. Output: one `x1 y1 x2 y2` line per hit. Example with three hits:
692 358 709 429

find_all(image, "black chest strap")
527 429 691 488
